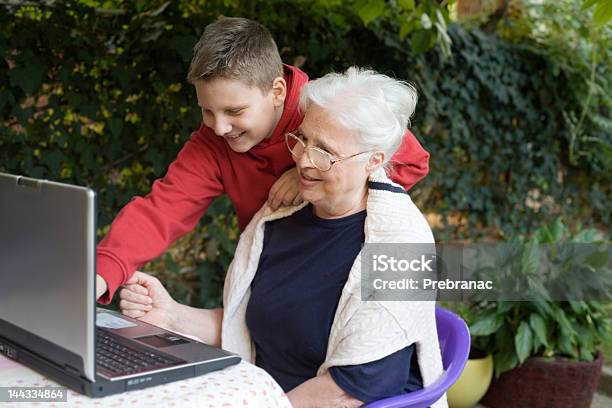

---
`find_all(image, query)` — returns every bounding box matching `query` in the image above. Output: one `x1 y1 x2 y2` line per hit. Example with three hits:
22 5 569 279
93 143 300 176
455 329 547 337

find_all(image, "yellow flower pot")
447 353 493 408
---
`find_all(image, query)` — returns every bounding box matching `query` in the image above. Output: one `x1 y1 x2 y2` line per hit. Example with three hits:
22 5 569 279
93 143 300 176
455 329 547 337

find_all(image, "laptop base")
1 333 240 397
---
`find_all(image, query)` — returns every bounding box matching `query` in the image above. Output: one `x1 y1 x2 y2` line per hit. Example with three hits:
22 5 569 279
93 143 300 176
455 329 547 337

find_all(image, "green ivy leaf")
9 64 44 95
579 346 594 361
550 218 567 242
495 323 516 361
584 249 608 269
0 89 15 113
411 29 436 54
531 300 554 318
470 312 503 336
594 0 612 26
520 243 539 275
41 150 65 175
144 147 165 176
398 0 415 11
515 321 533 364
208 223 236 255
582 0 600 10
354 0 385 25
399 19 417 40
0 35 6 57
558 334 577 358
529 313 548 348
568 300 585 315
81 144 97 170
496 301 515 314
170 35 198 61
556 309 576 339
107 118 123 137
494 350 518 378
573 228 598 243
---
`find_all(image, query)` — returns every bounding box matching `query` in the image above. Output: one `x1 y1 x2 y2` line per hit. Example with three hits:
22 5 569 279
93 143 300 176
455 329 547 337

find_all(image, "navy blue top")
245 204 422 402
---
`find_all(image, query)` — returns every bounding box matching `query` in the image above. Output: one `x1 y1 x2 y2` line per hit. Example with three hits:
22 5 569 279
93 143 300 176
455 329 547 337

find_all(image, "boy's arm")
387 129 430 191
96 130 224 304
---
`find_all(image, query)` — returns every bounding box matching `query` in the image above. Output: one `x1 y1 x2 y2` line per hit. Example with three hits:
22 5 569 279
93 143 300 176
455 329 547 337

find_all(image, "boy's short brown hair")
187 17 283 91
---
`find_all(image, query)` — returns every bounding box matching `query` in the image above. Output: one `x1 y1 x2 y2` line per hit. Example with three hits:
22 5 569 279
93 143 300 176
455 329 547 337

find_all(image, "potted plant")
467 219 612 408
445 302 494 408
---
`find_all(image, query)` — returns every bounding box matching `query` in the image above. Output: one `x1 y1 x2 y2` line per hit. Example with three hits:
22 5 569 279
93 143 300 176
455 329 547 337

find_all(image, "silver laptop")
0 173 240 397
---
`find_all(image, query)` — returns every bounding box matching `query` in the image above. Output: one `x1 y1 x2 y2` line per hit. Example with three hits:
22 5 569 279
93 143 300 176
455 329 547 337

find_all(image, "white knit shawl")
221 168 447 408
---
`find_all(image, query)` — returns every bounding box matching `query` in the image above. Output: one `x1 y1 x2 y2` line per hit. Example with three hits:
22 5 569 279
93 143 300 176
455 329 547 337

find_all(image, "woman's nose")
296 148 315 169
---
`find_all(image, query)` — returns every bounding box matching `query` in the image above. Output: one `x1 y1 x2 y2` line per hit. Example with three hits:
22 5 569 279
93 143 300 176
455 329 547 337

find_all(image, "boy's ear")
366 151 385 174
270 76 287 108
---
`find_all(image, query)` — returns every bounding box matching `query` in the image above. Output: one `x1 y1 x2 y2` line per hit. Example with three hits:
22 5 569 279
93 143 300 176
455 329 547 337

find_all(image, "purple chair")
365 307 470 408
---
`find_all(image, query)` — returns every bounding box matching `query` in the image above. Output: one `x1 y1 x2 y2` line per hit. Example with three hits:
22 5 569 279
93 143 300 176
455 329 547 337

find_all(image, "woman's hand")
119 271 178 331
287 372 362 408
267 167 303 210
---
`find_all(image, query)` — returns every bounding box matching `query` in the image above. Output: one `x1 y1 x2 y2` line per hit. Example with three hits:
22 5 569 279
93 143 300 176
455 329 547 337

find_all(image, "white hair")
299 66 418 165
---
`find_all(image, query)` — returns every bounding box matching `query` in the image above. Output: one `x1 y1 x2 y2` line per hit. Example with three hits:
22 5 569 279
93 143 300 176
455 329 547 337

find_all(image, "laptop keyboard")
96 328 181 376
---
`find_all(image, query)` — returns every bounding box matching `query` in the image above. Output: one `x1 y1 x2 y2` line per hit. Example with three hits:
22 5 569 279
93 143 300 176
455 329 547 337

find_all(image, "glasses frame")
285 132 371 172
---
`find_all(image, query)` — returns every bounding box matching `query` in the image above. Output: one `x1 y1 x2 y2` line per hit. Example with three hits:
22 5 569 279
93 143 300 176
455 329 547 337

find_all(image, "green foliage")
411 25 607 239
465 219 612 377
1 0 204 227
353 0 454 57
582 0 612 26
497 0 612 177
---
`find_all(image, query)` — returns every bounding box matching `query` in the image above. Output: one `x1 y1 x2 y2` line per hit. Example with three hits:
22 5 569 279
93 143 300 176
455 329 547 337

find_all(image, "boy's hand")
119 271 178 331
96 274 108 300
268 167 303 210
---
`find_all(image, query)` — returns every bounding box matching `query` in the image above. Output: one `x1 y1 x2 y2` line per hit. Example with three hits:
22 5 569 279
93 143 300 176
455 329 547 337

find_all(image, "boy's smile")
195 77 286 153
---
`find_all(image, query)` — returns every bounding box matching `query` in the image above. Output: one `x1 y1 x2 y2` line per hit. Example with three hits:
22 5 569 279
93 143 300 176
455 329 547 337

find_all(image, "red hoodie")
96 65 429 304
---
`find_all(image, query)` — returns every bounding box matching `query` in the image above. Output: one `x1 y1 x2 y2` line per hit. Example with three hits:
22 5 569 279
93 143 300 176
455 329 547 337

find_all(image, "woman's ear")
270 77 287 108
366 151 385 174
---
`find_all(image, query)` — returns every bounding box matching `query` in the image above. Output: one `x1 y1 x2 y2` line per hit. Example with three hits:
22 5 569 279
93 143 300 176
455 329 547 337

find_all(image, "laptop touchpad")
136 333 189 348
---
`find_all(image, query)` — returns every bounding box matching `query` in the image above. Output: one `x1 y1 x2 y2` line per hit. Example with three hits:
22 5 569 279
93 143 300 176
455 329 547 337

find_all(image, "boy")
96 17 429 303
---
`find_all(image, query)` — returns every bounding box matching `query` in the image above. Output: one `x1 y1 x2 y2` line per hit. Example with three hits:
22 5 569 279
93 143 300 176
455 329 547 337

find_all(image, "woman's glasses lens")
310 150 331 171
286 133 304 157
285 133 332 171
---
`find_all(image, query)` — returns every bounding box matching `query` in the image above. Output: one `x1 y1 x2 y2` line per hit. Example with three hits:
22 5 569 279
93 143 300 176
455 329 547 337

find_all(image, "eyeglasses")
285 132 371 172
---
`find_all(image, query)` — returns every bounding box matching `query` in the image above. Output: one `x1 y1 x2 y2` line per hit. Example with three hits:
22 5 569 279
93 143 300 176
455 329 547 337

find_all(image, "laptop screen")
0 173 96 381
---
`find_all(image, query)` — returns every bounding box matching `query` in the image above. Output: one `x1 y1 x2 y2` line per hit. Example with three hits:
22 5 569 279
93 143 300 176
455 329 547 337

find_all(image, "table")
0 354 293 408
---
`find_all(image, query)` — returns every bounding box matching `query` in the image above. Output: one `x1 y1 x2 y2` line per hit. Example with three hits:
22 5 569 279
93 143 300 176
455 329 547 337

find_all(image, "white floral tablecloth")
0 354 292 408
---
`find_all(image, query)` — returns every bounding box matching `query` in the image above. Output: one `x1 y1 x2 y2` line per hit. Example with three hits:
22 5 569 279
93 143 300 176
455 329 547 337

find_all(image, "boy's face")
195 77 286 153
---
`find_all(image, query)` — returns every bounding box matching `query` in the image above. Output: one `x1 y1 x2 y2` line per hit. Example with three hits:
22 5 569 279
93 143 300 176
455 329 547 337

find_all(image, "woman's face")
293 104 381 219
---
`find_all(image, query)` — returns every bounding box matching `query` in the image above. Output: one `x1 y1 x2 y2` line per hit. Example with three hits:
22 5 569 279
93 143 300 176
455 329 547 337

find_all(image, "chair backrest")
436 307 471 372
364 307 470 408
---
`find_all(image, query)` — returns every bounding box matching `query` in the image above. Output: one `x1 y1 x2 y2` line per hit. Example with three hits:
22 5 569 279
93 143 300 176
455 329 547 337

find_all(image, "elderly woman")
119 67 445 407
